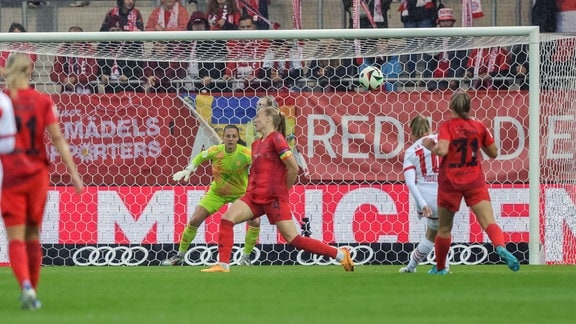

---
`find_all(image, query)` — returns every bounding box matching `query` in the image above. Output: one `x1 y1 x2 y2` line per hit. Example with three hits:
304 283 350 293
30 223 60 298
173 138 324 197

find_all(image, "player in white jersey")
0 92 16 154
0 91 17 210
399 115 448 273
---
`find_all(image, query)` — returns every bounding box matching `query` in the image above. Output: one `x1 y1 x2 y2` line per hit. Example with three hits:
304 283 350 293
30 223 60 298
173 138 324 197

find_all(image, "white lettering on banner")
62 117 161 140
374 116 404 159
39 186 574 263
97 191 174 243
307 114 337 158
342 115 369 159
546 115 574 159
51 141 162 163
493 116 525 160
545 188 576 263
334 188 399 243
306 114 532 162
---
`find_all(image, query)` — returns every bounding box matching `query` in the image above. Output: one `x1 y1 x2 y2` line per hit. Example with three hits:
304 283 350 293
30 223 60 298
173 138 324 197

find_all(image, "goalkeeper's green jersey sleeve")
190 144 252 197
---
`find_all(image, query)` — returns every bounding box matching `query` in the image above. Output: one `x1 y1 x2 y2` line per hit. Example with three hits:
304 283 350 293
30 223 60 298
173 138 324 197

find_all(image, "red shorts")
437 181 491 213
240 195 292 224
1 169 49 227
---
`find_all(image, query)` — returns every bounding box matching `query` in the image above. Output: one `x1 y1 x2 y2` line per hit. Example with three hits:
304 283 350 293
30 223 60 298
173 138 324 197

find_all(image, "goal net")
0 26 572 267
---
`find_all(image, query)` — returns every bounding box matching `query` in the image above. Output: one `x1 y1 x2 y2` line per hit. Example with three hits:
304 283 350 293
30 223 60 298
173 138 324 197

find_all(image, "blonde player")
399 115 448 273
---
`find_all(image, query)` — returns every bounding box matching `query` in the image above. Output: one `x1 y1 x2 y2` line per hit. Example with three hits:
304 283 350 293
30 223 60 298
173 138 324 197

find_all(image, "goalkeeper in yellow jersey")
162 124 259 266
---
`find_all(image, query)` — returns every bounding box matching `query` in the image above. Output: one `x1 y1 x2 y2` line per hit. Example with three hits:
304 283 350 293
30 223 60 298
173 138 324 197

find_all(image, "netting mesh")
1 28 575 267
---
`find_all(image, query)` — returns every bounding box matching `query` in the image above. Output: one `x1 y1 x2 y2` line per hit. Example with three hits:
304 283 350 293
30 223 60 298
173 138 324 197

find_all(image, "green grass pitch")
0 265 574 324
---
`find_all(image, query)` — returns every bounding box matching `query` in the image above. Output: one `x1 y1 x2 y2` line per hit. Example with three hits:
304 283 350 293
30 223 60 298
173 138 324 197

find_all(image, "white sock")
335 249 344 262
408 238 434 270
219 262 230 270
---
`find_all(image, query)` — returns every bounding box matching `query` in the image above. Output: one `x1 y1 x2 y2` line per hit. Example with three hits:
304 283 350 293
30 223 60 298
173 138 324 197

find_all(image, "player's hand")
172 169 192 182
422 137 436 150
421 205 433 218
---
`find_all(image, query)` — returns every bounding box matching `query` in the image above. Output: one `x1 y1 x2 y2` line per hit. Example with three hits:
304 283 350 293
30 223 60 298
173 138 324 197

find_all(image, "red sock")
290 235 338 259
26 240 42 289
8 240 30 288
434 236 451 271
218 220 234 264
485 223 505 247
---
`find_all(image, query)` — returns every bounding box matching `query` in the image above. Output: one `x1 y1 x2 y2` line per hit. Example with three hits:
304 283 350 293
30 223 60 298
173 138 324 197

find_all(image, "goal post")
1 25 564 266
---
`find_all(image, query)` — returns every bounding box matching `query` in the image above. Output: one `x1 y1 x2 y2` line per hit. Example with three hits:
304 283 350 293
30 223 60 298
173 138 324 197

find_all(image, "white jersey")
403 134 440 216
0 92 16 154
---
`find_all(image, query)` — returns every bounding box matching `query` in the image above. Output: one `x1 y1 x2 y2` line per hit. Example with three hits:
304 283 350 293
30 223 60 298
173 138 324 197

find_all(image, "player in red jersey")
422 91 519 274
1 54 84 309
201 104 354 273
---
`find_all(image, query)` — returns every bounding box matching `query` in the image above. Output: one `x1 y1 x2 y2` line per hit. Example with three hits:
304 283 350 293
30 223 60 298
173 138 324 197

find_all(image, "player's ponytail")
449 91 471 120
3 53 32 98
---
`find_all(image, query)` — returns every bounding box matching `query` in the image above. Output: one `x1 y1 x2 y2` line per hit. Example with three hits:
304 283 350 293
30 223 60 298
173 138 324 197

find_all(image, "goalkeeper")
162 124 259 266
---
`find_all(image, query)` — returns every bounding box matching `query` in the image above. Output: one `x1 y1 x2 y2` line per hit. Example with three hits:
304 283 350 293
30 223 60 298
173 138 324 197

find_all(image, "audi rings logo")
72 246 149 266
420 244 489 266
181 245 375 266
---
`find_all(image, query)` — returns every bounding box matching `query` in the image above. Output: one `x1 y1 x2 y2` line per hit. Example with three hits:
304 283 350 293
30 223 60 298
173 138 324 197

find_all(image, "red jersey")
246 131 293 204
437 117 495 190
1 88 58 188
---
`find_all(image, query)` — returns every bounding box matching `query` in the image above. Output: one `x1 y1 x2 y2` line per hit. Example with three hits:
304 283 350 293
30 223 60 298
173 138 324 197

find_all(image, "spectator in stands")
238 0 271 30
556 0 576 32
466 46 511 90
224 15 269 91
307 58 357 92
50 26 98 94
207 0 241 30
261 39 306 91
145 0 190 31
98 5 145 93
343 0 392 29
100 0 145 32
398 0 438 79
424 8 468 91
1 23 38 70
184 11 229 92
143 42 187 93
508 44 529 91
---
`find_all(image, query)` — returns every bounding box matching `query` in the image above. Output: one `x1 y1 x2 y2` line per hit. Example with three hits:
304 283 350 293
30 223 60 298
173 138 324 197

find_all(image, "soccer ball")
358 66 384 91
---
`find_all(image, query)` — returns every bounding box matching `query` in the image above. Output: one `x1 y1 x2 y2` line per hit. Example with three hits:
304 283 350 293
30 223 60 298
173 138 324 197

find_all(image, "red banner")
295 91 534 182
49 93 200 186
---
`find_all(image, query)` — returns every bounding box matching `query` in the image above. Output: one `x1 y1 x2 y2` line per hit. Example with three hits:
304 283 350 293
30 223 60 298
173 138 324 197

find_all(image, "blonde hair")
2 53 32 92
256 95 278 110
260 105 286 138
449 91 471 119
409 115 430 140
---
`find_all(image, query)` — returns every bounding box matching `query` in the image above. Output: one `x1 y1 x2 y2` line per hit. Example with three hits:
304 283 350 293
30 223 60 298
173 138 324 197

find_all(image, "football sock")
434 236 451 271
218 219 235 264
243 225 260 255
26 240 42 289
290 235 338 259
178 224 198 254
8 240 30 288
485 223 505 248
408 238 434 270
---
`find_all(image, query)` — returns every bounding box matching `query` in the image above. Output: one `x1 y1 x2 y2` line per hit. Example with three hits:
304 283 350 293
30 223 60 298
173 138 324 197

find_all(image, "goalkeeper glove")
172 164 197 182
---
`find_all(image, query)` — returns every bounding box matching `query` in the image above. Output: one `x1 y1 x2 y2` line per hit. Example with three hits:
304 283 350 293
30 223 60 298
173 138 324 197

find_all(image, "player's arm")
282 153 299 189
422 137 449 157
0 95 16 154
47 123 84 194
482 143 498 159
172 146 212 182
403 167 431 218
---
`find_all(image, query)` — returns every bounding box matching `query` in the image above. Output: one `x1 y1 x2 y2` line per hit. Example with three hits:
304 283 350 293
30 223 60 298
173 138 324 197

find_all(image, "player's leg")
240 217 260 265
467 191 519 272
268 200 353 272
26 171 48 291
163 192 227 266
431 186 460 274
201 198 256 272
401 223 437 273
